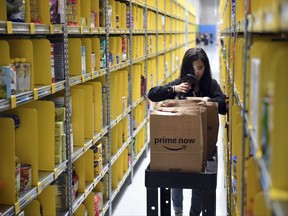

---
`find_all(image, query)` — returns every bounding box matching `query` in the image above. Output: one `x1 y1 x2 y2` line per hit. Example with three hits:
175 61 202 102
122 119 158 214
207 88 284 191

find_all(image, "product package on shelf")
50 44 55 83
92 142 103 175
90 10 97 28
102 86 108 128
6 0 26 22
0 65 16 99
91 52 96 72
121 36 127 62
81 46 86 74
49 96 73 154
14 58 31 93
15 156 21 200
101 136 109 165
94 192 103 216
99 0 106 27
51 41 65 81
54 172 68 210
66 0 78 26
30 0 41 23
72 170 79 202
20 163 32 191
100 38 107 69
54 107 66 165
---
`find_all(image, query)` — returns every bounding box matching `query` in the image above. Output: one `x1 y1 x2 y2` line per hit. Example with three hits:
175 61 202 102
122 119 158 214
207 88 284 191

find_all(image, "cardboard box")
161 98 219 159
150 109 203 172
156 106 208 171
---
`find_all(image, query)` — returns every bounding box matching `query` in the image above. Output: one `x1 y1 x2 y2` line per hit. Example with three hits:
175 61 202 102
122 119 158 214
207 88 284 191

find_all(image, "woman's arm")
148 79 181 102
209 79 227 115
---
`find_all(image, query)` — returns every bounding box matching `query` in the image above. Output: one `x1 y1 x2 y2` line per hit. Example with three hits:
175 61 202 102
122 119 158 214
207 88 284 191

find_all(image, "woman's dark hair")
179 47 212 94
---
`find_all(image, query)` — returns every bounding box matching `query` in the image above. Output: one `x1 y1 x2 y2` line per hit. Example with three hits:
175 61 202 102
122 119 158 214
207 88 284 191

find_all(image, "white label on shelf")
265 12 273 24
281 3 288 22
250 58 261 142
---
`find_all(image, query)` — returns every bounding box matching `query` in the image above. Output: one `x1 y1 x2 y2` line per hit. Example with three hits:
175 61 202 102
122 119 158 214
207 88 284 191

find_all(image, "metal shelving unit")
221 0 288 215
0 1 193 215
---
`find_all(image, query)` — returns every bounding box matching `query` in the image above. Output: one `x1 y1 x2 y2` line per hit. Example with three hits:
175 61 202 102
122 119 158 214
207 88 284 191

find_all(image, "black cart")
145 156 217 216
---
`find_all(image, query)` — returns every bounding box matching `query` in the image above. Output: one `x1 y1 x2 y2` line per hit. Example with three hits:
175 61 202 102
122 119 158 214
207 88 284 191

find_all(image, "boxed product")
62 134 67 161
55 107 66 122
55 135 63 164
51 42 65 81
81 46 86 74
150 108 204 172
0 66 16 99
14 59 31 92
55 121 64 137
101 136 109 164
94 158 103 175
94 192 103 212
6 0 25 22
54 172 68 209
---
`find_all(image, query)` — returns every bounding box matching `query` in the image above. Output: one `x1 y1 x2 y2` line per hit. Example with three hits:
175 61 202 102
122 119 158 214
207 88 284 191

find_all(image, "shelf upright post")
104 0 112 214
169 0 172 78
128 0 134 182
144 0 150 157
227 0 236 214
185 1 189 49
62 0 73 214
163 0 167 84
156 0 159 85
241 0 249 215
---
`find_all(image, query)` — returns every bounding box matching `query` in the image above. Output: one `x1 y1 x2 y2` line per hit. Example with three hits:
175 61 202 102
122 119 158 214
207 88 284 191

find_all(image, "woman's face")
192 59 205 81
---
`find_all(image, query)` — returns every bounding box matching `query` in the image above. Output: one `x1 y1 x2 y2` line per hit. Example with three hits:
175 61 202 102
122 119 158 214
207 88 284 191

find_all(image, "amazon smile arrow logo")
163 145 187 151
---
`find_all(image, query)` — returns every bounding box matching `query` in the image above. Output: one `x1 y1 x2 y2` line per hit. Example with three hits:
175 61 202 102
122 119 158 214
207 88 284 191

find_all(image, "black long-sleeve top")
148 78 227 115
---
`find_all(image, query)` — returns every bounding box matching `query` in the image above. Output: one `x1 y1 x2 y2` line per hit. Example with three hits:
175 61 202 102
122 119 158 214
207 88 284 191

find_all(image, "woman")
148 47 227 216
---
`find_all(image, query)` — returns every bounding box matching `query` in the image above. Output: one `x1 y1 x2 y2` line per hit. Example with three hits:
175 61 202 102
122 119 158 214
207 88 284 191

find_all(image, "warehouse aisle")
112 44 227 216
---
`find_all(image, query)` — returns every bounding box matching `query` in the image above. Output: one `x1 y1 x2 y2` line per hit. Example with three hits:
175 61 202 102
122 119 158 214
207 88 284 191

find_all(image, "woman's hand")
197 97 210 105
202 97 210 102
174 82 191 94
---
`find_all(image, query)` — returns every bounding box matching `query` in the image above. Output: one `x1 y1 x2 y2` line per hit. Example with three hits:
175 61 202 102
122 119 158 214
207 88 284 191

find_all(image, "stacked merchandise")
92 142 103 175
100 38 107 69
54 107 66 164
51 41 65 81
71 170 79 202
49 96 73 154
99 0 106 27
6 0 26 22
15 156 21 200
90 10 98 28
54 172 68 210
50 0 65 24
30 0 41 23
50 44 56 83
101 136 109 166
81 46 86 74
0 63 16 99
102 86 108 128
150 98 219 172
66 0 78 26
126 12 133 28
0 57 32 97
20 163 32 192
121 36 127 63
94 192 103 216
14 58 31 93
